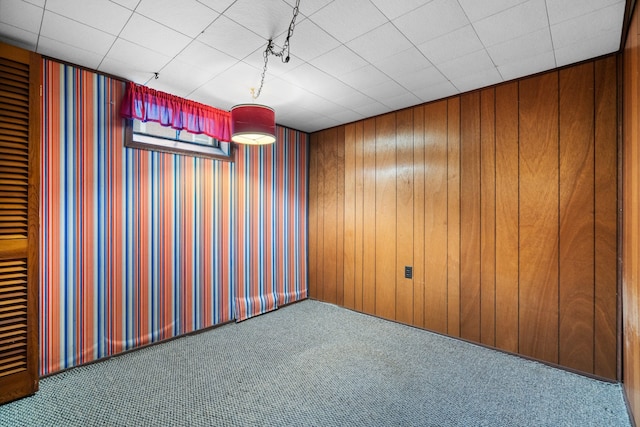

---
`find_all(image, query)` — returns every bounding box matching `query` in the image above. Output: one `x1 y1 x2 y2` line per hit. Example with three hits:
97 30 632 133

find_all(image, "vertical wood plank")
316 132 326 302
594 56 618 380
336 126 346 307
363 118 377 315
413 106 426 328
519 72 559 364
375 113 397 320
308 134 319 299
495 82 519 353
624 10 640 415
447 97 461 337
424 100 449 334
558 62 595 373
480 88 496 347
354 121 365 312
323 129 337 304
460 92 482 342
343 123 357 310
396 109 414 325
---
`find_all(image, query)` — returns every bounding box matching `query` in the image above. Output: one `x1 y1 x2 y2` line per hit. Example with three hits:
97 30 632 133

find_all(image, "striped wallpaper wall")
39 59 308 376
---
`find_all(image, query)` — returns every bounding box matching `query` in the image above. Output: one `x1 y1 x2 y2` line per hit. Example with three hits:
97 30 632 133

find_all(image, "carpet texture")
0 300 631 426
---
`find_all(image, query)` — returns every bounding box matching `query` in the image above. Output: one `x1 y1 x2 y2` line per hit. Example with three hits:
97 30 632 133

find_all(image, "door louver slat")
0 259 27 378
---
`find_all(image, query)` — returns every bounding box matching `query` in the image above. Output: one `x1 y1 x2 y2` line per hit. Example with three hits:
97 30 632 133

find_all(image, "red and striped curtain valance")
120 81 232 142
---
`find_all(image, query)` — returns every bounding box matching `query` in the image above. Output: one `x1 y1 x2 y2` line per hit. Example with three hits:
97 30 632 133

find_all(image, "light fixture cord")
253 0 301 100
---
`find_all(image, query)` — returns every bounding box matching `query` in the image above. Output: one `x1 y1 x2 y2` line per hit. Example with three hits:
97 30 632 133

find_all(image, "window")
125 119 233 161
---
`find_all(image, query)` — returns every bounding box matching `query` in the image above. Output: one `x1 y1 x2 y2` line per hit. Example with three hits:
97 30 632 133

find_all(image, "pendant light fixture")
230 0 300 145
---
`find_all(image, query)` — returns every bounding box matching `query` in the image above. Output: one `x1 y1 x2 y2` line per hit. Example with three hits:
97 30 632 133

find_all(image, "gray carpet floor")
0 299 632 426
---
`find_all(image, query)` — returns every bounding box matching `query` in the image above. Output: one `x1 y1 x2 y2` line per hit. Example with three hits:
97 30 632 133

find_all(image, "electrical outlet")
404 266 412 279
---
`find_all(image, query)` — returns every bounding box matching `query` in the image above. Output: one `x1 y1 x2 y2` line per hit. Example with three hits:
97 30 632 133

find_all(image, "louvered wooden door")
0 42 40 404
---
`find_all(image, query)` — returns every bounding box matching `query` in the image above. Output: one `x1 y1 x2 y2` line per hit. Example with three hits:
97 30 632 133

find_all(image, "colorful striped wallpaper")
39 59 308 376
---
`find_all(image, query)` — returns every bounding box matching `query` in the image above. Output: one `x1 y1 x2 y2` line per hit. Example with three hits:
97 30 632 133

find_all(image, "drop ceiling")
0 0 627 133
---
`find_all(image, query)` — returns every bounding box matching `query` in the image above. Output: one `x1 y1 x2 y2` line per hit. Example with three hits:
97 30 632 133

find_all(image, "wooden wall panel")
362 119 376 315
375 113 397 320
322 129 337 304
309 55 618 380
494 82 520 354
594 56 617 380
412 106 425 328
518 73 559 364
343 124 356 310
460 92 482 342
354 121 364 312
424 101 449 334
624 3 640 421
558 63 595 373
396 109 414 325
447 98 461 337
307 134 319 300
336 126 345 307
480 88 496 347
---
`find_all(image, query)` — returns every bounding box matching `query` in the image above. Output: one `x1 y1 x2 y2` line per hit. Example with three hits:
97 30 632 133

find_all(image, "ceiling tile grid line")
0 0 627 133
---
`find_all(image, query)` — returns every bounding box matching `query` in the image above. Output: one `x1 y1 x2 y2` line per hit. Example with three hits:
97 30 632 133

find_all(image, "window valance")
120 82 232 142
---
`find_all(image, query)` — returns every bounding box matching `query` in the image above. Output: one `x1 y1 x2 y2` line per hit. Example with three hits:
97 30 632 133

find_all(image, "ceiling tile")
286 18 340 61
412 81 459 103
188 63 264 109
327 109 365 125
546 0 623 25
393 66 448 92
224 0 296 41
119 13 192 57
382 91 421 110
458 0 528 22
554 29 621 67
242 45 302 80
101 38 172 78
439 49 496 80
550 2 625 50
498 51 556 80
23 0 46 7
283 0 333 17
309 0 388 43
40 11 115 56
339 64 389 91
310 45 369 77
45 0 131 35
374 47 432 79
38 36 104 69
0 24 38 50
135 0 219 38
284 63 355 99
198 15 271 60
109 0 140 10
352 101 391 118
146 59 217 97
333 91 376 110
473 0 548 47
366 79 408 102
450 67 502 92
346 22 412 64
295 92 347 116
487 28 553 66
174 40 237 76
195 0 235 13
393 0 469 45
369 0 429 20
304 116 342 133
418 25 484 65
0 0 42 33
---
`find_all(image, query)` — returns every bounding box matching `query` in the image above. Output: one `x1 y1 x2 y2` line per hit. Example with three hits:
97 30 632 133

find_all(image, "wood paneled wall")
309 56 618 379
623 2 640 422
